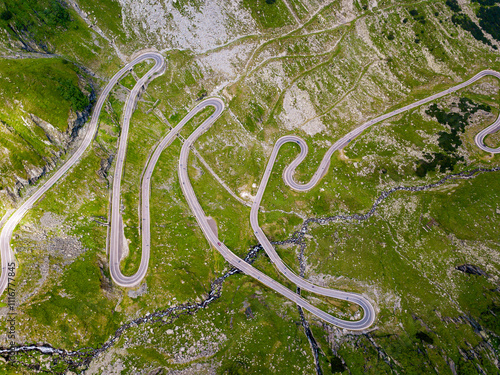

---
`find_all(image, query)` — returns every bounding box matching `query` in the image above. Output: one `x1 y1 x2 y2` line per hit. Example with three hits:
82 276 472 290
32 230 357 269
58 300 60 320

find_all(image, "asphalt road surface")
108 53 166 287
0 52 166 294
280 70 500 192
108 98 225 287
1 51 499 330
178 99 377 329
475 105 500 153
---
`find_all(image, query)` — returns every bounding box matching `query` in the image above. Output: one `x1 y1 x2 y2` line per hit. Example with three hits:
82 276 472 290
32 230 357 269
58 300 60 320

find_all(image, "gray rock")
455 264 487 277
128 282 148 299
30 114 68 148
245 306 254 319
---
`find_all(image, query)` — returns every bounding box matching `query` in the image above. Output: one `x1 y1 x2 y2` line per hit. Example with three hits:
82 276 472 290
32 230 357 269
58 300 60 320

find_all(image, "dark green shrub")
477 6 500 42
43 0 70 27
417 98 490 177
416 152 459 177
0 10 12 21
330 356 346 373
451 13 490 45
446 0 461 12
438 130 462 152
471 0 500 5
416 331 434 344
56 78 89 112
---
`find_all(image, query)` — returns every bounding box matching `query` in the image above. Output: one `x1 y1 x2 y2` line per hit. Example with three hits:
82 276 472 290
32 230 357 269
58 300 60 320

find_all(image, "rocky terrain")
0 0 499 374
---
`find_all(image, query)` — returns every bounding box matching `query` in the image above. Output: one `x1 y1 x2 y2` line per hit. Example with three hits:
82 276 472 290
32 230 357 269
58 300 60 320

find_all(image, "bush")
445 0 461 12
416 152 459 177
330 356 346 373
417 98 489 177
477 6 500 42
451 13 490 45
387 32 395 40
471 0 500 5
43 0 70 28
416 331 434 344
409 9 426 24
438 130 462 152
56 78 89 112
0 10 12 21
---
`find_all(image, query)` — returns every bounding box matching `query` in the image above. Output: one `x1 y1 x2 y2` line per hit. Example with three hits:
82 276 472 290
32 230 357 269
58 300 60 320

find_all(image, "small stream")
284 166 500 246
0 246 263 373
269 166 500 375
1 166 498 373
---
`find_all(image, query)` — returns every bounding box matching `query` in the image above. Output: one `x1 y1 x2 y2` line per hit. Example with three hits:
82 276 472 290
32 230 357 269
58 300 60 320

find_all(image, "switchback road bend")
1 51 499 330
0 52 166 294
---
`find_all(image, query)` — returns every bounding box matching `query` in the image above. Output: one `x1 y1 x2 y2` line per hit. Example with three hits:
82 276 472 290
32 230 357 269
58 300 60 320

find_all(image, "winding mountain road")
0 52 165 295
475 109 500 153
1 51 499 331
279 70 500 192
108 53 166 287
178 99 376 329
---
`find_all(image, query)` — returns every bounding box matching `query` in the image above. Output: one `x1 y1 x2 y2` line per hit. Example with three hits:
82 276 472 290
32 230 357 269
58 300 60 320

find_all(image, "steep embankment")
0 58 94 213
0 0 120 216
0 0 499 374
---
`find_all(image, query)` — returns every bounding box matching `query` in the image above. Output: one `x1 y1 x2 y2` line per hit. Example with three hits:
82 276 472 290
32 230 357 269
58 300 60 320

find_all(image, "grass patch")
241 0 294 29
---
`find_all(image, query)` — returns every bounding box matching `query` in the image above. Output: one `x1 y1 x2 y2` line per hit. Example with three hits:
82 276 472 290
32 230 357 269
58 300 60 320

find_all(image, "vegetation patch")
408 9 426 25
416 98 491 177
471 0 500 5
329 354 346 373
416 331 434 344
0 0 72 48
1 1 500 374
445 0 461 13
56 77 89 112
451 13 491 46
241 0 294 29
477 5 500 42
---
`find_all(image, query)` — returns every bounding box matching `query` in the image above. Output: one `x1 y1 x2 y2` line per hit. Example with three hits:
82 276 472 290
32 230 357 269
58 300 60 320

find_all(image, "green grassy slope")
0 0 500 374
0 57 93 216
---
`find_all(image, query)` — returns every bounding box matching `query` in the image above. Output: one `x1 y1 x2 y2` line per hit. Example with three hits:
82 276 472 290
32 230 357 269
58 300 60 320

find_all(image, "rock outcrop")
5 86 95 201
455 264 488 277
